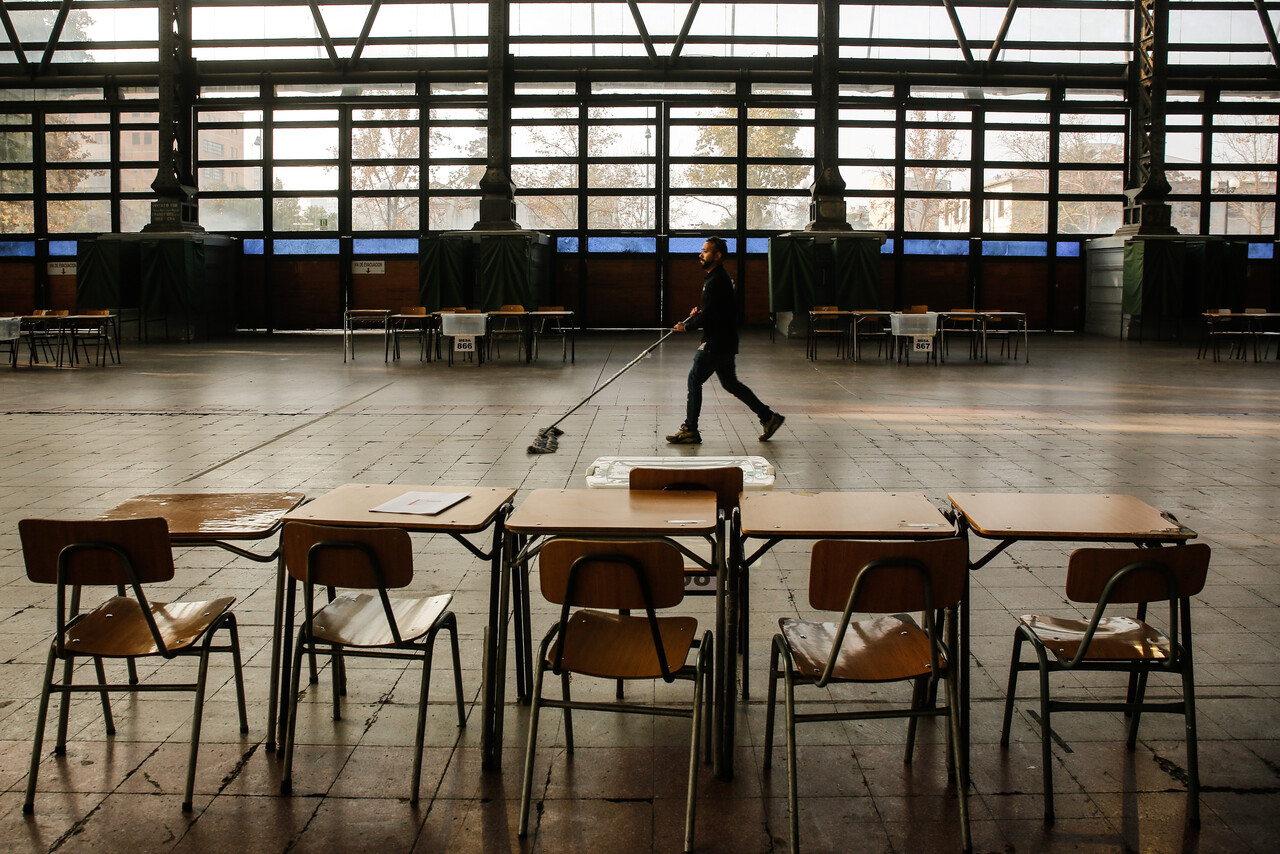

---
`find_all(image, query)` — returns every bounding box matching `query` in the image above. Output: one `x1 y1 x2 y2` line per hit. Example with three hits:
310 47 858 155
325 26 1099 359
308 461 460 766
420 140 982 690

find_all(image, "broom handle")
544 315 694 432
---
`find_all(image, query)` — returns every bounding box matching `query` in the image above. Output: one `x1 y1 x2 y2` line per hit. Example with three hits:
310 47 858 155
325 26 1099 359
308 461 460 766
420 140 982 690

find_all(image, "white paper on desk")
370 491 469 516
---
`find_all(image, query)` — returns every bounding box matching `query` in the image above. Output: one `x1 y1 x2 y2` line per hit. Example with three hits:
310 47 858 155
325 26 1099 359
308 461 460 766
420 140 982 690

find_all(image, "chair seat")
550 609 698 679
780 614 940 682
1019 614 1172 662
311 592 453 648
67 595 235 657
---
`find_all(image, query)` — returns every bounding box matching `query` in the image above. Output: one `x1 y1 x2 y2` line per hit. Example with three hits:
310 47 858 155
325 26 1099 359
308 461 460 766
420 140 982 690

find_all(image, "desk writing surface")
285 484 516 532
739 492 954 539
98 492 306 540
506 489 717 536
947 492 1195 541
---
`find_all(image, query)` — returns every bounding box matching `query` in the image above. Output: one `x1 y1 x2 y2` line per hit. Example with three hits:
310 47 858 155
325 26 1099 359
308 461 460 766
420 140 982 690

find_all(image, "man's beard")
700 258 713 270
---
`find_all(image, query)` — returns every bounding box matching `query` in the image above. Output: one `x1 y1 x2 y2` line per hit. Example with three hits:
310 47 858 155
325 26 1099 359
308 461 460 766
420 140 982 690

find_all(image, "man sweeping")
666 236 785 445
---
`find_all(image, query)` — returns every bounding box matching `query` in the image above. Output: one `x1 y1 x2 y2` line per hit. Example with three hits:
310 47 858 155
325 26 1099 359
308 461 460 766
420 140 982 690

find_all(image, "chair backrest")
80 309 110 316
1244 307 1265 314
950 308 975 313
19 518 175 586
282 521 414 590
808 538 968 613
905 304 928 314
539 539 685 610
814 305 838 312
628 466 743 517
1065 544 1210 604
498 304 524 312
399 306 427 315
538 305 564 312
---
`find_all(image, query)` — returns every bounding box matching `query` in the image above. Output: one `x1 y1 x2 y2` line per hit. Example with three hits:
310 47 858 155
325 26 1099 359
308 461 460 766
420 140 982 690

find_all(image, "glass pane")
0 200 34 233
47 168 109 193
838 127 895 159
1212 126 1278 166
516 195 579 231
511 125 577 158
428 164 485 188
199 129 259 160
428 196 479 231
1057 201 1123 235
746 195 808 231
198 166 262 193
904 198 970 232
273 127 338 160
983 198 1048 234
670 163 734 189
747 124 813 159
201 198 263 232
352 196 420 231
0 169 33 192
1060 131 1124 164
668 195 737 231
588 163 652 189
200 109 265 123
904 126 971 160
352 106 419 122
904 167 970 193
273 166 338 192
670 124 735 158
1059 170 1124 195
840 165 893 192
120 168 155 193
985 130 1049 162
510 163 577 189
587 195 655 230
1166 131 1202 164
429 124 486 158
1168 170 1200 194
120 130 158 161
46 130 109 162
747 163 811 191
47 198 110 233
352 164 420 192
1170 201 1201 234
273 197 338 231
588 124 655 158
848 197 891 231
119 199 153 233
983 169 1049 193
352 125 420 160
1210 200 1274 235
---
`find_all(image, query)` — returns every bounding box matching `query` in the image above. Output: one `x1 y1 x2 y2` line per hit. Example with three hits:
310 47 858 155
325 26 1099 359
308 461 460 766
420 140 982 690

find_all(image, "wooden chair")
533 305 573 362
19 517 248 813
981 309 1019 360
489 304 527 360
70 309 118 366
1000 543 1210 824
941 308 979 361
853 310 892 360
629 466 755 695
518 539 713 854
807 305 848 360
279 522 465 804
765 538 971 854
390 306 433 362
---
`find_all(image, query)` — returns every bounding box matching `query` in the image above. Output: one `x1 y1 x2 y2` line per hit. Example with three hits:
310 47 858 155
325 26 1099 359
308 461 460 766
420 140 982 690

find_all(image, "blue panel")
243 238 265 255
1248 242 1273 259
745 238 769 254
556 237 579 253
982 240 1047 257
0 241 36 257
275 238 340 255
669 236 737 254
587 236 656 253
354 237 417 255
880 238 895 254
49 241 78 256
904 239 969 256
1056 241 1081 258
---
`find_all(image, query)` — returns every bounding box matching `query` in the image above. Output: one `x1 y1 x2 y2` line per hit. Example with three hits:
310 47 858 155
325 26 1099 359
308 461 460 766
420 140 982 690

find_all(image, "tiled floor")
0 329 1277 853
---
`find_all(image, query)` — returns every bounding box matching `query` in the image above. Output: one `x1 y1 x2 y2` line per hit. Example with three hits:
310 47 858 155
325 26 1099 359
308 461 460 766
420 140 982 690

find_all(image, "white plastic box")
890 312 938 336
439 312 487 336
0 316 19 341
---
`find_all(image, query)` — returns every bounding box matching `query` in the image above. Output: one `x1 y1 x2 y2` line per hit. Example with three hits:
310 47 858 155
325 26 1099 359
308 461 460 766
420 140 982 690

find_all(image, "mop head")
527 425 565 454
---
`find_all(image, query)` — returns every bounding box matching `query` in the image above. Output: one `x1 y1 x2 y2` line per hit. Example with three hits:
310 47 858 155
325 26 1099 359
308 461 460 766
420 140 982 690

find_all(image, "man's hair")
705 236 728 257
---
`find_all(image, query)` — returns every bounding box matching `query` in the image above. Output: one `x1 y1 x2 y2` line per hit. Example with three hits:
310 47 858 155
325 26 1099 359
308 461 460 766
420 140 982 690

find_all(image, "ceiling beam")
1254 0 1280 68
306 0 342 68
626 0 659 65
0 1 29 71
988 0 1020 65
671 0 702 60
39 0 73 71
350 0 383 64
941 0 976 66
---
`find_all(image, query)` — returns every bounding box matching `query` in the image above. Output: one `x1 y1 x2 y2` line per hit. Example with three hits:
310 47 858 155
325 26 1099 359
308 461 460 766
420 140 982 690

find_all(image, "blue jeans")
685 348 771 431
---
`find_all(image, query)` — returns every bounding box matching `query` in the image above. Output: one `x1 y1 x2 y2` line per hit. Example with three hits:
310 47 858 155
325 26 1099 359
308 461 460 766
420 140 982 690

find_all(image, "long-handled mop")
527 314 695 454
